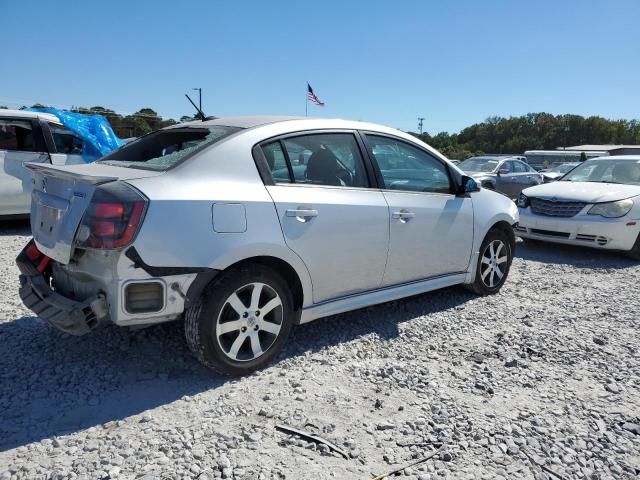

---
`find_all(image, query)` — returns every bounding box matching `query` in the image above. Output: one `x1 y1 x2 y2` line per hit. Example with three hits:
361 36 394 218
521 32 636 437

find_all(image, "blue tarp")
27 107 124 162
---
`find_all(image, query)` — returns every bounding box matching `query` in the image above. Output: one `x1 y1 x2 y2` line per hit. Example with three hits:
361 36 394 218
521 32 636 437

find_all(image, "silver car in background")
459 156 543 199
17 117 518 375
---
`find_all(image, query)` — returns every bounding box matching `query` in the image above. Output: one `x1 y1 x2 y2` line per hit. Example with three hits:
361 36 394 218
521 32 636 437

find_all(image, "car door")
495 160 518 198
510 160 535 195
259 131 389 303
523 162 543 186
0 117 49 215
363 133 474 286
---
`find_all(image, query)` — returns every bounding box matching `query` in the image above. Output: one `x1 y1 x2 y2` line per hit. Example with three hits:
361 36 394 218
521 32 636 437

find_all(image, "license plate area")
30 173 96 264
39 204 65 235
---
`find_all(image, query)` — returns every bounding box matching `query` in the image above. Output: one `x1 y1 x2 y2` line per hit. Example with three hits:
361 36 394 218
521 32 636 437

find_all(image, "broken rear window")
97 126 241 170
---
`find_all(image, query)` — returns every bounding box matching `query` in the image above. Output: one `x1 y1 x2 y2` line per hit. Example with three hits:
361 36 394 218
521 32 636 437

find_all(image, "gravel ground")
0 219 639 480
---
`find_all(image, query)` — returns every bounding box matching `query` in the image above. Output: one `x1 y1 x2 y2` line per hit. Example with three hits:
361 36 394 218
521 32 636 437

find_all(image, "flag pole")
305 83 308 117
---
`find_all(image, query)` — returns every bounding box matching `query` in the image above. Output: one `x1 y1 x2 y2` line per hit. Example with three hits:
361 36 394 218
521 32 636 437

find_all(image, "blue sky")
0 0 638 134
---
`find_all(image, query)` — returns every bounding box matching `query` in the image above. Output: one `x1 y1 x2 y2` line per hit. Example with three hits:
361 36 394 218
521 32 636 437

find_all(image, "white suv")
17 116 518 375
0 109 86 216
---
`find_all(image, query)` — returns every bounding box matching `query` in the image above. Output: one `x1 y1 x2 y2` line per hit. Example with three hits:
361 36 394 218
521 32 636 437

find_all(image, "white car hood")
523 181 640 203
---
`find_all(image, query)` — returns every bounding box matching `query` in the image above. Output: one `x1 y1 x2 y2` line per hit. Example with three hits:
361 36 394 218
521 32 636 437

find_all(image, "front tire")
466 229 513 295
185 264 294 376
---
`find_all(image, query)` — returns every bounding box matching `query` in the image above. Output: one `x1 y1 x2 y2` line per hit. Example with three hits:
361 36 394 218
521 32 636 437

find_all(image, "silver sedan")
18 117 519 375
459 156 543 199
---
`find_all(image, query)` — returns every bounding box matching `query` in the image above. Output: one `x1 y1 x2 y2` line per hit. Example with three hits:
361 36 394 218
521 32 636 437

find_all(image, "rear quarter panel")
125 135 314 306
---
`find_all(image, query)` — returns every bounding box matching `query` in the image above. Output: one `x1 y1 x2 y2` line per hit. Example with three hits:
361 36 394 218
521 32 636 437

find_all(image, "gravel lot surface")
0 219 639 480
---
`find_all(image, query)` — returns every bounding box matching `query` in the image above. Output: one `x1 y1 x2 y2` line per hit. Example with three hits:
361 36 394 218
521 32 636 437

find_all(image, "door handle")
392 210 416 221
285 209 318 221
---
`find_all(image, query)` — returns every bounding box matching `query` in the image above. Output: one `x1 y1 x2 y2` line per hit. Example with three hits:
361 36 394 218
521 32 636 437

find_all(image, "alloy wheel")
480 240 508 288
215 282 283 362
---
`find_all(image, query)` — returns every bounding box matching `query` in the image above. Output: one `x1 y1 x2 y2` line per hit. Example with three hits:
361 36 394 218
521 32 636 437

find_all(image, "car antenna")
184 93 206 121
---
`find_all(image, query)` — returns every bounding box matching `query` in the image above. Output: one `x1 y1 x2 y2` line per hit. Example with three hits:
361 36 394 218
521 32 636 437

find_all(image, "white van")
0 109 86 217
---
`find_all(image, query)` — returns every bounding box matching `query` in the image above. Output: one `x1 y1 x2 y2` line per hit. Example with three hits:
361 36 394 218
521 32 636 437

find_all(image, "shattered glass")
98 126 240 170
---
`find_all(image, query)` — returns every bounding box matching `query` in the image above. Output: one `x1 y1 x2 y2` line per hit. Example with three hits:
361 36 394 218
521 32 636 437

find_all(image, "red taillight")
25 243 40 261
75 183 148 250
94 203 125 218
91 219 117 237
21 239 50 272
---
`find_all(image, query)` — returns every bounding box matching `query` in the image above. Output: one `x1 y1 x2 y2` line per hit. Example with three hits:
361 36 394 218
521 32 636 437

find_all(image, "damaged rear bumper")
16 242 109 336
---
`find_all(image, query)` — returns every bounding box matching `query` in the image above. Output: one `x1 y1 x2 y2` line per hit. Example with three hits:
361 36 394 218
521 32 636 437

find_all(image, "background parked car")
539 162 579 182
0 110 89 217
17 116 518 375
516 155 640 258
458 155 543 199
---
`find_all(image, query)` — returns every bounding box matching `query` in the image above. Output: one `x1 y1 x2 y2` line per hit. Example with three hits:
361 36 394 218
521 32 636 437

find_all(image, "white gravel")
0 220 639 480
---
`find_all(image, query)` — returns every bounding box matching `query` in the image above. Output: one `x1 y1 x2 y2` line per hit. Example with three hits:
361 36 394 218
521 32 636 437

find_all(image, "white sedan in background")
516 156 640 259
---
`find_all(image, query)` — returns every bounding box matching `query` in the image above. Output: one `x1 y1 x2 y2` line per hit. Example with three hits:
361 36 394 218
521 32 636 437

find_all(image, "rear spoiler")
25 162 117 185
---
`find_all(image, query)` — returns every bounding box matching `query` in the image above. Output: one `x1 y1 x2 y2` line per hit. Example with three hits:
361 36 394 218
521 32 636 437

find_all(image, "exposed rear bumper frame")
16 242 109 336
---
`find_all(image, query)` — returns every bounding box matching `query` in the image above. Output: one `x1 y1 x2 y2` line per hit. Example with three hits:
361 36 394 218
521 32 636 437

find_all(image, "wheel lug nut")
241 326 247 332
242 312 248 318
255 310 260 316
254 325 259 331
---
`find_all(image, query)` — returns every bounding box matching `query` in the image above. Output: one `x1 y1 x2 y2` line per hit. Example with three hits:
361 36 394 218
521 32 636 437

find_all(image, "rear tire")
465 229 513 295
185 264 294 376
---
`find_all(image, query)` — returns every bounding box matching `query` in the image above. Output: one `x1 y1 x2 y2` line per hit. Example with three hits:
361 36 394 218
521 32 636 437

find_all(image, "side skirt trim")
299 272 466 324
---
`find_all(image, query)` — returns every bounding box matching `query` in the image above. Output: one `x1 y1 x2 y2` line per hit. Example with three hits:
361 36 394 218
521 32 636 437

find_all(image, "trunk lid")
27 162 161 264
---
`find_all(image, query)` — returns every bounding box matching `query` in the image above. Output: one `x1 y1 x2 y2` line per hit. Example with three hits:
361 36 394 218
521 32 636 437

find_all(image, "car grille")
529 198 586 217
530 229 570 238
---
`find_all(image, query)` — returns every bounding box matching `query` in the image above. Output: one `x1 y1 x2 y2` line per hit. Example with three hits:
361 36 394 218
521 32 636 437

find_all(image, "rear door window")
261 141 292 183
264 133 370 188
0 119 37 152
48 123 84 154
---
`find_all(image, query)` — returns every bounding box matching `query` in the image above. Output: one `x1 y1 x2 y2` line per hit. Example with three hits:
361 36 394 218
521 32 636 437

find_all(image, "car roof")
0 109 61 123
590 155 640 161
168 115 306 129
166 115 406 136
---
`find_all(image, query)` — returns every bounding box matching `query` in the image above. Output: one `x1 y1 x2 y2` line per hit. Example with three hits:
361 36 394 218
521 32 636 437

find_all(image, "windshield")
549 163 578 174
561 159 640 186
459 157 500 173
98 126 242 170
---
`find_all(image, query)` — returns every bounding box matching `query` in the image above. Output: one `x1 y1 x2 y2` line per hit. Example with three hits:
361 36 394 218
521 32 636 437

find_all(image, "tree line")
411 113 640 160
0 104 196 139
2 106 638 157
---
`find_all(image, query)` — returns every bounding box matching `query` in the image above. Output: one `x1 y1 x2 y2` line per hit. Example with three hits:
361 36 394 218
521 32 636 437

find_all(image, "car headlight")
517 193 529 208
588 198 634 218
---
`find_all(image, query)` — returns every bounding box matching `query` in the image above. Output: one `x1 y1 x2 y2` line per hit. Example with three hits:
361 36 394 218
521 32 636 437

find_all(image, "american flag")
307 83 325 107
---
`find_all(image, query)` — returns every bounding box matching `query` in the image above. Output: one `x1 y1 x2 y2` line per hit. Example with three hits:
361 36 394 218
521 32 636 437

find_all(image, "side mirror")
498 168 510 176
459 175 480 194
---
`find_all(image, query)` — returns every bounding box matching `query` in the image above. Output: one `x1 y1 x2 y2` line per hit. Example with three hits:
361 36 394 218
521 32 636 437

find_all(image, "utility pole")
418 117 425 136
